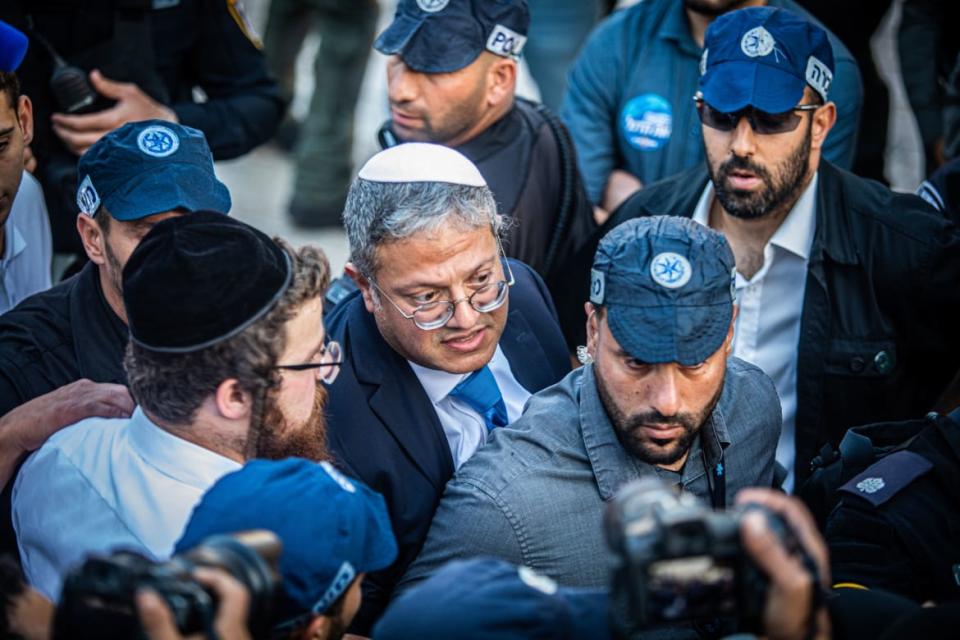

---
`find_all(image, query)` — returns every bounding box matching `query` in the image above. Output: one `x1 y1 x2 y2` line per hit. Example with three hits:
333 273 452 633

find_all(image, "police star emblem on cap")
650 252 692 289
137 125 180 158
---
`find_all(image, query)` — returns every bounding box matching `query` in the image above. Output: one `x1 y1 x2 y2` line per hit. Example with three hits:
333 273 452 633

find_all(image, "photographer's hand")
137 568 252 640
736 489 831 640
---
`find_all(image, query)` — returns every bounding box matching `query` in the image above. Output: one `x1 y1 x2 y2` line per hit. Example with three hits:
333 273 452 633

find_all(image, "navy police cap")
700 6 835 114
374 557 610 640
375 0 529 74
76 120 231 221
590 217 736 367
177 458 397 625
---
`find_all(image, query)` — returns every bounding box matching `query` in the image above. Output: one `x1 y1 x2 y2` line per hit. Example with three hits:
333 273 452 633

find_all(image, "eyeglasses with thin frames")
366 236 516 331
693 94 821 135
274 340 343 385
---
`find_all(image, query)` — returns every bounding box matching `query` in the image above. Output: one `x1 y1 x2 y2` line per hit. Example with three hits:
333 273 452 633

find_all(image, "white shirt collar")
127 407 241 490
692 172 819 261
1 218 26 264
408 345 511 404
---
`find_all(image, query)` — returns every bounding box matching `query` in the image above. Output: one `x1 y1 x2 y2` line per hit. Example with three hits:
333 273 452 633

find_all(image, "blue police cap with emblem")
375 0 529 74
590 217 736 366
374 557 610 640
0 21 27 72
699 7 835 114
76 120 231 221
176 458 397 624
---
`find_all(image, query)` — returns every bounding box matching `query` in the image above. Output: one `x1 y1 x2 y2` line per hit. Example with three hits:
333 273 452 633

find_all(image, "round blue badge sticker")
621 94 673 151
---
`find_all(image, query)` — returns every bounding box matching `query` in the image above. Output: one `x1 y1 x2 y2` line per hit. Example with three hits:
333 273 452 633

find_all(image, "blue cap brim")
607 300 732 367
374 14 483 73
0 21 28 72
701 60 806 113
106 163 232 221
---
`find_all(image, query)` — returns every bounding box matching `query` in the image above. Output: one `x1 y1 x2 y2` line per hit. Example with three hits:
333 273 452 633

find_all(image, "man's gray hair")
343 178 501 277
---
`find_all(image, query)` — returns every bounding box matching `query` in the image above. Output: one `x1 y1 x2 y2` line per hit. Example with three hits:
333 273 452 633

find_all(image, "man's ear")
213 379 253 421
76 214 107 266
345 261 377 314
585 303 600 356
486 58 517 109
16 95 33 145
810 101 837 152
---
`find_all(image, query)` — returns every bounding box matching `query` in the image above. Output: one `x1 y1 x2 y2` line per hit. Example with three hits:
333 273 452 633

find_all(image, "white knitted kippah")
357 143 487 187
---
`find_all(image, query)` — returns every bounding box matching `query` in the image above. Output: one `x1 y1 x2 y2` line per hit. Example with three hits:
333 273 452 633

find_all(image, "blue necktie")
449 366 509 431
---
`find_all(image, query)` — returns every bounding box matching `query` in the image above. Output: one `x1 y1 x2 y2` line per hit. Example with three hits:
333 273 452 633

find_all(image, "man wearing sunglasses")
611 7 960 494
324 143 570 633
562 0 862 218
12 213 335 602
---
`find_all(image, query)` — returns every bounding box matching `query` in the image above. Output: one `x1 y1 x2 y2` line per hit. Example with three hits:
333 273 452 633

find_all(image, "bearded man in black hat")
12 213 335 603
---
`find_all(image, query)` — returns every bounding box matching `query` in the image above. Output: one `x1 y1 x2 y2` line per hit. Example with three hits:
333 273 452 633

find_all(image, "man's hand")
3 379 134 454
50 70 178 156
137 568 253 640
600 169 643 216
736 488 831 640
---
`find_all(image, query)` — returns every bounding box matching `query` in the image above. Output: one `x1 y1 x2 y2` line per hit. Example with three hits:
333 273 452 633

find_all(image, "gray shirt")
398 358 781 593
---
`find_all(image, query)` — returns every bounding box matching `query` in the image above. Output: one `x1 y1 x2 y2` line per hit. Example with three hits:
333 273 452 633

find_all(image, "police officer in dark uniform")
0 0 283 256
826 407 960 604
372 0 596 349
0 120 230 556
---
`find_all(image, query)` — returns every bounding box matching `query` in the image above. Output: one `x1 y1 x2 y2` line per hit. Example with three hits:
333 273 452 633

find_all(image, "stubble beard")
594 368 724 467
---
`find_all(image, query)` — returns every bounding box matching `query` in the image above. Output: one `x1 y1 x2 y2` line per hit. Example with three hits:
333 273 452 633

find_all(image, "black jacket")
826 410 960 603
325 260 570 633
2 0 284 253
612 161 960 486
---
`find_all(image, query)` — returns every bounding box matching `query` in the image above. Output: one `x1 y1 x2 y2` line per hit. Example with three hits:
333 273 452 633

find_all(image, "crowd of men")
0 1 958 639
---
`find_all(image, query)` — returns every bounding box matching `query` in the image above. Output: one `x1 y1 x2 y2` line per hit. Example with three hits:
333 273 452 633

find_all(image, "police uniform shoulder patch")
226 0 262 49
839 450 933 508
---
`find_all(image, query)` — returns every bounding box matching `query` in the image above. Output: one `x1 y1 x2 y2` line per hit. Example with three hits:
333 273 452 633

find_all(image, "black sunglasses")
693 95 820 135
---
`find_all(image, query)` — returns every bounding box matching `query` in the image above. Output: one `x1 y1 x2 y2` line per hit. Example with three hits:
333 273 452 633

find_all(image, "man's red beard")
256 383 332 463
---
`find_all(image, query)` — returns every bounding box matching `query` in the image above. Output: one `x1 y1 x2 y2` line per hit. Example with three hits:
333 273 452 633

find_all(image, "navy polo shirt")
562 0 862 204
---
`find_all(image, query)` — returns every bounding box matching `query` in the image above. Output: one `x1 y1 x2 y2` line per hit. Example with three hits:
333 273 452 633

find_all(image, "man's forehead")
375 225 496 278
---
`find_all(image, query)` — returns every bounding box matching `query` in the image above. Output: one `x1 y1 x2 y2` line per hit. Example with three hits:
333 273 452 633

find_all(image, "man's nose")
647 367 681 418
387 57 419 104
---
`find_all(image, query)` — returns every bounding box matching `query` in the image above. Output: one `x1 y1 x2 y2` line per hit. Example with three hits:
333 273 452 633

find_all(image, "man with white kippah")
324 143 570 633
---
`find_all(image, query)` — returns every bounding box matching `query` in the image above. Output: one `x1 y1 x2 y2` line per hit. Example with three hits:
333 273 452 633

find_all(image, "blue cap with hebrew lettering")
0 21 27 72
374 557 611 640
176 458 397 622
75 120 231 221
590 217 736 366
699 6 835 113
375 0 529 74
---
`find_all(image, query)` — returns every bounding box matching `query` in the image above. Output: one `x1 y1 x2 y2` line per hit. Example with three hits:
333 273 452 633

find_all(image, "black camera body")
54 531 282 640
605 478 808 637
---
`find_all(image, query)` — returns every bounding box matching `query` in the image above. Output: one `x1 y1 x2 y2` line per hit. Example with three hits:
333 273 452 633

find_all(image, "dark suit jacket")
325 260 571 633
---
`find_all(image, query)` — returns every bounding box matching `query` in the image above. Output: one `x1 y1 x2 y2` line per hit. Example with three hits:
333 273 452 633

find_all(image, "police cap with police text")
0 21 27 72
374 557 610 640
375 0 529 74
122 212 291 353
590 217 736 366
76 120 231 221
699 6 835 114
176 458 397 624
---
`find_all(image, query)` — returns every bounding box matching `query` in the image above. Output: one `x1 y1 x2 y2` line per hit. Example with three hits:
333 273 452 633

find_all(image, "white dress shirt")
692 173 818 492
0 172 52 313
13 407 241 601
409 345 531 469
